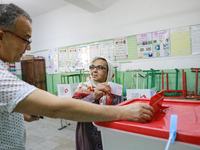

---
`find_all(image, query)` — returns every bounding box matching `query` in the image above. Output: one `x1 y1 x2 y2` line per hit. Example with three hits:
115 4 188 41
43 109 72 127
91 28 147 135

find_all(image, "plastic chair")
162 69 187 98
126 69 142 89
61 72 81 84
134 73 146 89
189 68 200 99
143 69 160 89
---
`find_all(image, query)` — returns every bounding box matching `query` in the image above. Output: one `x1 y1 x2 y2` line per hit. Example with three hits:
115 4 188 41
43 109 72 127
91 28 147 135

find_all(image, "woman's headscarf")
72 56 115 99
89 56 115 87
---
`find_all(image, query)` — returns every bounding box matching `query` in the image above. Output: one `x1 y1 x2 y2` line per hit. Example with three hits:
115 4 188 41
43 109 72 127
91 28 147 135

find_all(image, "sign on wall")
89 43 100 62
114 37 128 61
101 40 114 61
77 45 89 70
152 30 170 57
58 46 69 72
48 48 59 74
191 25 200 55
137 33 153 59
68 46 78 72
170 27 190 56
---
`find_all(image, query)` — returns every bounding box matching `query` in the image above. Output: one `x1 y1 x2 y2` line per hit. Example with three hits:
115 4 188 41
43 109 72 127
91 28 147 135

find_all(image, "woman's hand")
93 83 111 100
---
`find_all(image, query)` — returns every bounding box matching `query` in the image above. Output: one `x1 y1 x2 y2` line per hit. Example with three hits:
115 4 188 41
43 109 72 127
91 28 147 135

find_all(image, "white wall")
29 0 200 71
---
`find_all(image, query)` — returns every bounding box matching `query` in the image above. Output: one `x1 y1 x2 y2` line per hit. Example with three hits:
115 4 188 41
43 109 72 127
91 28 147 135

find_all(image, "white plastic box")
57 83 79 98
126 87 156 99
93 126 200 150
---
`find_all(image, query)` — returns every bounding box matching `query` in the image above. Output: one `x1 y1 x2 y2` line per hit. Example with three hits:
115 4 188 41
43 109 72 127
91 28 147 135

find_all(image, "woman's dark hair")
0 3 32 31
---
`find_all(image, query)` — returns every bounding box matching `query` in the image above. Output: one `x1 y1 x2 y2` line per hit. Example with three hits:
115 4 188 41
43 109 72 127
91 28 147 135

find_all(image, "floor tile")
25 117 76 150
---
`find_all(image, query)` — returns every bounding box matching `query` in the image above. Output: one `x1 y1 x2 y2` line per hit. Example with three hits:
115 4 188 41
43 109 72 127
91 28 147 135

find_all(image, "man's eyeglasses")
2 30 32 46
89 65 107 70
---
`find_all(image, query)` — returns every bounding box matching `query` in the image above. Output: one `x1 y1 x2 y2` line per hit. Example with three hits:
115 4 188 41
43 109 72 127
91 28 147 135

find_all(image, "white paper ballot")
108 82 122 96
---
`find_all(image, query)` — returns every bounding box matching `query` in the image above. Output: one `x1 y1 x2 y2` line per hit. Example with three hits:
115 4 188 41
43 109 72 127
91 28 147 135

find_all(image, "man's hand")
23 114 39 122
93 83 111 100
120 103 154 123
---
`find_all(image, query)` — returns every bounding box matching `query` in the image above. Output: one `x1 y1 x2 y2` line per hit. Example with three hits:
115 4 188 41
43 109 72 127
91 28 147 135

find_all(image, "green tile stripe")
31 49 48 54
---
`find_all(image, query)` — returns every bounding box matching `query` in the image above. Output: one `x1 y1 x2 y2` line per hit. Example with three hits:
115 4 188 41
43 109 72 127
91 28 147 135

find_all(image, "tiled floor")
25 117 76 150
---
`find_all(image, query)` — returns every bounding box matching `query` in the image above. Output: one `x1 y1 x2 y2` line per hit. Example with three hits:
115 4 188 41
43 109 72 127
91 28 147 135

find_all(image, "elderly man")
0 3 154 149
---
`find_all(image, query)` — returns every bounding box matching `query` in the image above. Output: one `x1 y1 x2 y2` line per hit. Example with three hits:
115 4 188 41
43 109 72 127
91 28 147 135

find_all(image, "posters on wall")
170 27 190 56
191 25 200 55
89 43 100 62
48 48 59 74
43 24 199 75
68 45 89 71
114 37 128 61
101 40 114 61
152 30 170 57
137 33 153 59
58 46 69 72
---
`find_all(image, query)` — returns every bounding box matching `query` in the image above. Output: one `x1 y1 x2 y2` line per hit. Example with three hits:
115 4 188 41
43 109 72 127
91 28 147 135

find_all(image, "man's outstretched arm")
13 89 154 123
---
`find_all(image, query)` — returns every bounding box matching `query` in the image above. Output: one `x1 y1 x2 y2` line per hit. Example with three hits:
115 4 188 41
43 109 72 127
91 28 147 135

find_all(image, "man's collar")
0 59 9 69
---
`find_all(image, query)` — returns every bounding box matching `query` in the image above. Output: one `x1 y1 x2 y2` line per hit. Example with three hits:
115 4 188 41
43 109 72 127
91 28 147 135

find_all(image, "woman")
72 56 124 150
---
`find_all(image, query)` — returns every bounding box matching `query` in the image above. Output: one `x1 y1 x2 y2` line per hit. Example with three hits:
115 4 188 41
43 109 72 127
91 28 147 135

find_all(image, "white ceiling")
1 0 69 17
1 0 118 17
64 0 118 13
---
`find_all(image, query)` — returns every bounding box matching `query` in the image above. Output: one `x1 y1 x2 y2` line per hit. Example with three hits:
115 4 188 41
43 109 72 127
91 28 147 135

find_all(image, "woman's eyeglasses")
89 65 107 70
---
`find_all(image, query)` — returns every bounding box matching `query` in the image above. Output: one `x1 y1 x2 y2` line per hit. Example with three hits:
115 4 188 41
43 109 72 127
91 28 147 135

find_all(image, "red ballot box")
94 96 200 150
